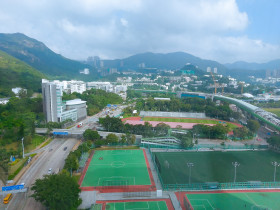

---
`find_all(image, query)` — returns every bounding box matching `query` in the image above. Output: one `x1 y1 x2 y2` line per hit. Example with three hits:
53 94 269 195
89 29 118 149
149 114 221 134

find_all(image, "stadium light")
271 161 280 182
232 162 240 183
187 162 194 184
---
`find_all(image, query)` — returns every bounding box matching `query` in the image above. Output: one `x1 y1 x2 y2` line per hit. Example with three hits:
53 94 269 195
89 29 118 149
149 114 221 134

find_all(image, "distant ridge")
0 33 91 77
224 59 280 70
102 52 228 73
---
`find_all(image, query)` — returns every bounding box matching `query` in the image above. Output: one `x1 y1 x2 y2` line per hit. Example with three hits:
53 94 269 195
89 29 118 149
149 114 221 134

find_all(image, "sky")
0 0 279 63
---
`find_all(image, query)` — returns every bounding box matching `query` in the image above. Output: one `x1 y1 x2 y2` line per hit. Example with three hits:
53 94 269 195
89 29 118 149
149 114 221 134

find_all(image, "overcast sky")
0 0 279 63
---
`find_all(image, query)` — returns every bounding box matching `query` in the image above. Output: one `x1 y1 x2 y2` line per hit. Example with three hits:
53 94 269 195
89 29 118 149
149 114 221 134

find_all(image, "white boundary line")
124 201 150 210
192 205 206 210
97 176 136 185
190 199 214 210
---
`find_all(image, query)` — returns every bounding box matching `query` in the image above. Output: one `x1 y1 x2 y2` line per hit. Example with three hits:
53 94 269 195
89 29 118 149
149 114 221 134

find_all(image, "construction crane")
210 72 217 94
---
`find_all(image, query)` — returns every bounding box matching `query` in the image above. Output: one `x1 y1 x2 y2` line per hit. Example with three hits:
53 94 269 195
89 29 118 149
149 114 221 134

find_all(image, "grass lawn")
143 117 238 130
185 191 280 210
264 108 280 117
25 135 46 153
154 150 280 184
81 149 151 187
2 135 46 153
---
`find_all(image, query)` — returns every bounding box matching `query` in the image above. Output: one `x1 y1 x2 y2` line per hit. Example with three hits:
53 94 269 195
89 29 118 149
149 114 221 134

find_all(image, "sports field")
80 149 152 188
183 191 280 210
143 117 239 129
103 201 169 210
264 108 280 118
154 151 280 184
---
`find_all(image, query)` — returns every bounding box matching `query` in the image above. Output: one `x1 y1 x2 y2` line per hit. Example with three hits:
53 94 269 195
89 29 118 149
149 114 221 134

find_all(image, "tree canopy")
31 173 82 210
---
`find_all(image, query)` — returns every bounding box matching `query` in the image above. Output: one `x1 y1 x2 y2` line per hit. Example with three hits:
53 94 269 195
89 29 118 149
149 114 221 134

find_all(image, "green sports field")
154 151 280 184
185 191 280 210
81 149 151 187
104 201 168 210
143 117 238 129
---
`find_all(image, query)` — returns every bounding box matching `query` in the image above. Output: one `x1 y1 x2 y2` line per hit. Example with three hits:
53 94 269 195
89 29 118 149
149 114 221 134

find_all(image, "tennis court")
154 151 280 184
80 149 153 189
183 190 280 210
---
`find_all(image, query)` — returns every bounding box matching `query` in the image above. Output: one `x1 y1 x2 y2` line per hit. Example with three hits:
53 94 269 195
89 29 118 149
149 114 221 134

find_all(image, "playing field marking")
97 176 136 185
156 201 160 210
92 162 146 166
245 193 258 206
192 205 206 210
124 201 150 210
104 150 133 155
111 161 126 168
190 199 214 210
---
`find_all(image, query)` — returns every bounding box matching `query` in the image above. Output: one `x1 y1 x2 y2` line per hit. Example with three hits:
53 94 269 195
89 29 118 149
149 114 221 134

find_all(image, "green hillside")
0 33 91 77
0 49 45 97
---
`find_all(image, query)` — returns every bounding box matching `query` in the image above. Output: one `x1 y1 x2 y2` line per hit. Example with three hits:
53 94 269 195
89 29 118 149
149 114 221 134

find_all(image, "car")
63 147 67 151
48 168 52 174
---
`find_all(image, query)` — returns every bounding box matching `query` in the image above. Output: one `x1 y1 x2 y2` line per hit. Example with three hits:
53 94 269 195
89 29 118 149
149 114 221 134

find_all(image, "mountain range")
224 60 280 71
102 52 228 74
0 32 279 97
0 33 91 77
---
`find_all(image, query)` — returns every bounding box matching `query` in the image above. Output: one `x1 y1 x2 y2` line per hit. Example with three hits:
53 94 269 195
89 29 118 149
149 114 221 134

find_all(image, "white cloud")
0 0 279 63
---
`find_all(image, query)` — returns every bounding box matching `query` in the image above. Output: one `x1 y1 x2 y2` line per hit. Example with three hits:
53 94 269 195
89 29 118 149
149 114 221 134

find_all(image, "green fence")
163 181 280 191
147 146 164 188
148 145 278 191
142 143 268 150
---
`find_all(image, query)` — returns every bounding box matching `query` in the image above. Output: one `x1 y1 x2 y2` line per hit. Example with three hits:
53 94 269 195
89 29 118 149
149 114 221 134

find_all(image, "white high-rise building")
207 67 211 72
213 67 218 74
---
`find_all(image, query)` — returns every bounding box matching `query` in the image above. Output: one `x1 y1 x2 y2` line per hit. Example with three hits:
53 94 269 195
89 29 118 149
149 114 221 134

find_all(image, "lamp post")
21 137 25 158
232 161 240 183
271 161 280 182
187 162 194 184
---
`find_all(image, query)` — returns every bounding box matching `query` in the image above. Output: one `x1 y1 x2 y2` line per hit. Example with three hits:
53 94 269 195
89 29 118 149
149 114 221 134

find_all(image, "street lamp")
21 137 25 158
271 161 280 182
232 162 240 183
187 162 194 184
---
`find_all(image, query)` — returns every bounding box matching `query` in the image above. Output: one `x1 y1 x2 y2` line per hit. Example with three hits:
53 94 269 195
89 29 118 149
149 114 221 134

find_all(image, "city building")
42 79 87 123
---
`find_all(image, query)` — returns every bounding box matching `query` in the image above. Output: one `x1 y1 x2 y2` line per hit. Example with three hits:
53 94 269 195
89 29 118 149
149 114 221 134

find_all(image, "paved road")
5 138 78 210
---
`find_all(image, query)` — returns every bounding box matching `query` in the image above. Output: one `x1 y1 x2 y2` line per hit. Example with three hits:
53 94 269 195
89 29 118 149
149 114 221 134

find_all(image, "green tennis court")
81 149 151 187
185 191 280 210
105 201 168 210
154 151 280 184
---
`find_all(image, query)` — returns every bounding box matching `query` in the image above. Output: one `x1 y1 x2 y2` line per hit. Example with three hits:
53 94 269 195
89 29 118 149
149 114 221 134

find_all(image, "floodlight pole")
272 161 280 182
187 162 194 184
21 137 25 158
232 162 240 183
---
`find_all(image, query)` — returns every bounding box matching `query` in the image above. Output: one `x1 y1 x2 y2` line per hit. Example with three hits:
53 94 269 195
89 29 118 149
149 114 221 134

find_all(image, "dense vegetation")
0 33 90 78
63 89 123 115
0 50 45 97
31 173 82 210
134 97 233 121
0 95 43 175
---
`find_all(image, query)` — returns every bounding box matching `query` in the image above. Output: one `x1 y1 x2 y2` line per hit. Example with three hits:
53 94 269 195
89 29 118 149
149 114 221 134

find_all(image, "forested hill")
0 49 45 97
103 52 228 74
0 33 91 77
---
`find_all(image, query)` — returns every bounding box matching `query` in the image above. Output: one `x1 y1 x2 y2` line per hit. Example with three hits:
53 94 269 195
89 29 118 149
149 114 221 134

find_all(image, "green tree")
31 174 82 210
83 129 100 141
247 120 260 133
105 134 119 144
64 153 79 171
